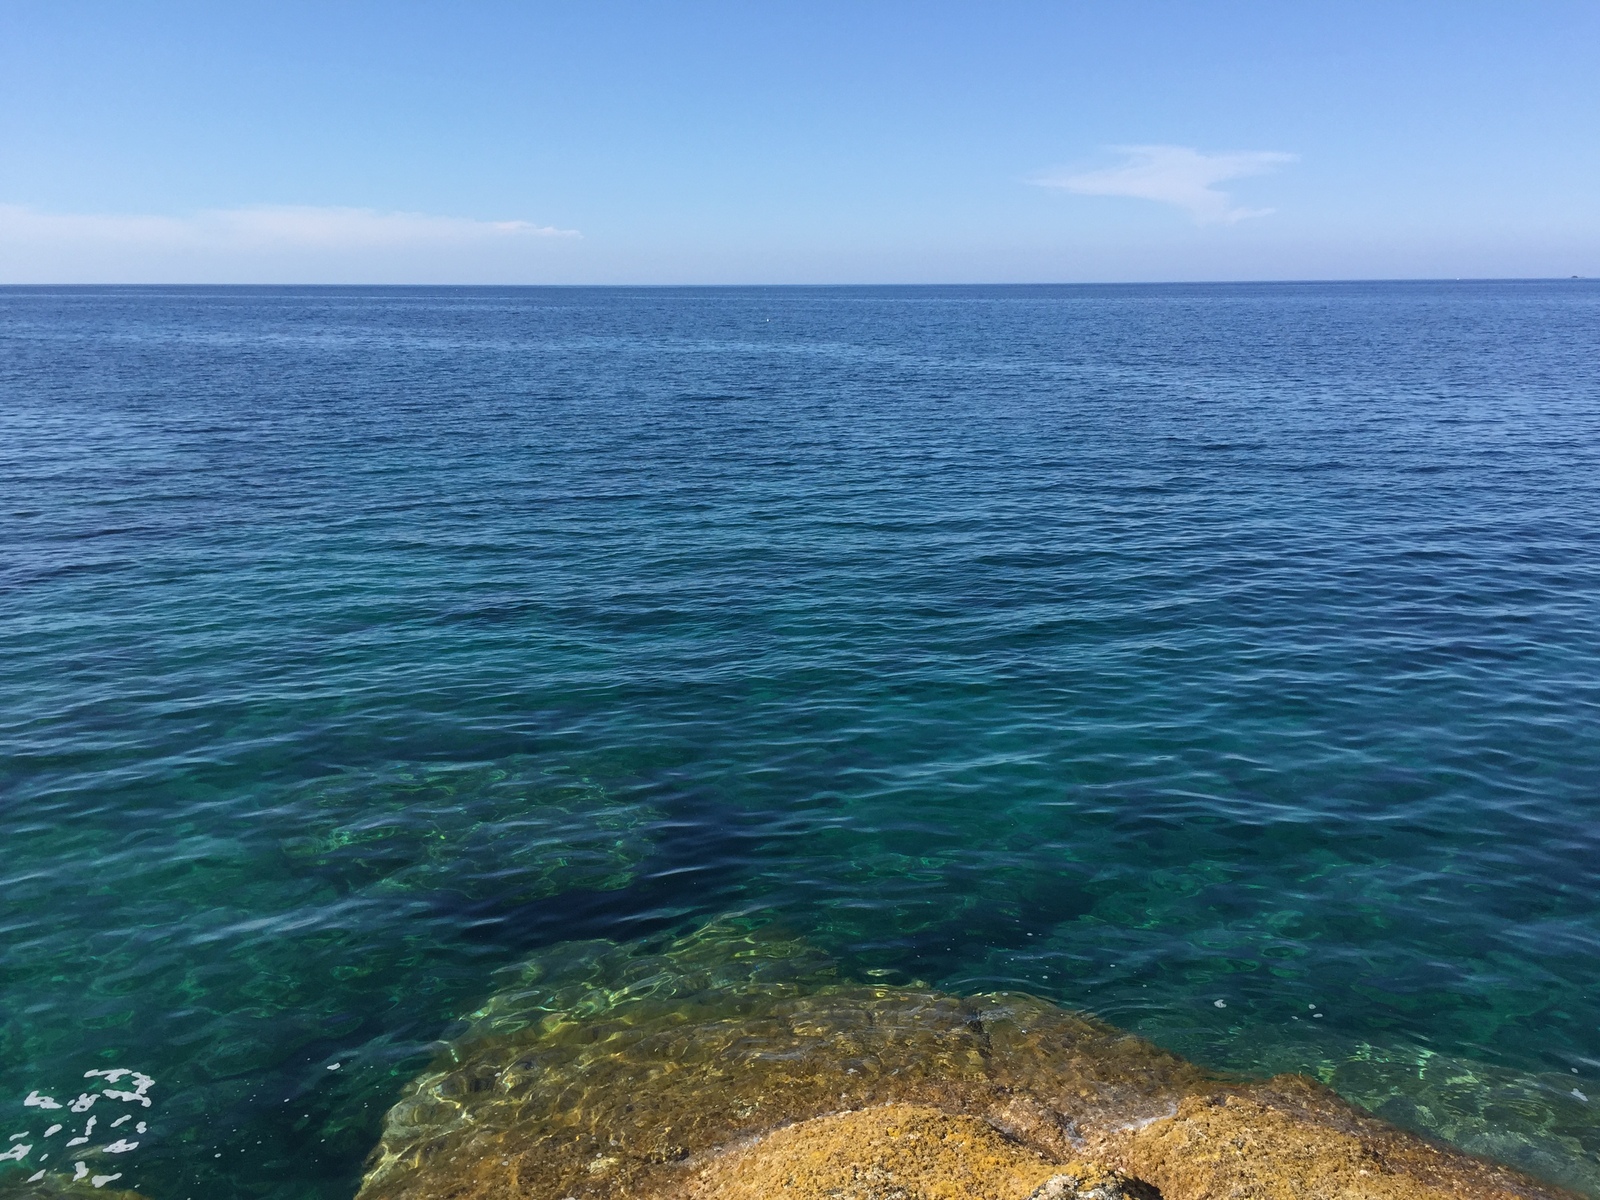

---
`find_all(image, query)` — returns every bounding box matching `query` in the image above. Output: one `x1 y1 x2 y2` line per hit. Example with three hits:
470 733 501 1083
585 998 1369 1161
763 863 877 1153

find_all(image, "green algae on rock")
356 918 1579 1200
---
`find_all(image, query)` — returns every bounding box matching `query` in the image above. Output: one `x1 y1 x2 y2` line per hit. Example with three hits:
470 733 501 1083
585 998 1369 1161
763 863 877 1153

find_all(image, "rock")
1095 1076 1565 1200
354 920 1579 1200
1027 1171 1156 1200
674 1103 1075 1200
0 1177 149 1200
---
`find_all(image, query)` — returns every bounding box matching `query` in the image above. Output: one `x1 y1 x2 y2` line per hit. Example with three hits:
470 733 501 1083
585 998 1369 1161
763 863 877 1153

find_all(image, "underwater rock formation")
279 760 655 908
356 919 1578 1200
0 1180 147 1200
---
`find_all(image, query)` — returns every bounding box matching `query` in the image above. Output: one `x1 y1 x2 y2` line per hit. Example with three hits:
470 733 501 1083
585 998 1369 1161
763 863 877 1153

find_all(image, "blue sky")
2 1 1597 283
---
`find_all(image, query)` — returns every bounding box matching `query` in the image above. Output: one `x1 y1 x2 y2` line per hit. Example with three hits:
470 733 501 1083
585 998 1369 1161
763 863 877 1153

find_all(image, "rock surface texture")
355 921 1578 1200
672 1103 1145 1200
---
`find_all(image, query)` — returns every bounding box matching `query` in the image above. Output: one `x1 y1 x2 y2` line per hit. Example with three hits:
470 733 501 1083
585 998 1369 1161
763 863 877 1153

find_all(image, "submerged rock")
279 759 655 907
356 919 1579 1200
0 1179 148 1200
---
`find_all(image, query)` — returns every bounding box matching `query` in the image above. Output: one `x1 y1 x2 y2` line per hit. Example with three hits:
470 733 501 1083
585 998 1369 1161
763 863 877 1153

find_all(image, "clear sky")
2 1 1597 284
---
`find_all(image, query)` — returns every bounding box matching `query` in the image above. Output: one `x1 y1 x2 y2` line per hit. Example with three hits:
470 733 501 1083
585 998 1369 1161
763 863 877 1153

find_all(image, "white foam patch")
16 1067 156 1191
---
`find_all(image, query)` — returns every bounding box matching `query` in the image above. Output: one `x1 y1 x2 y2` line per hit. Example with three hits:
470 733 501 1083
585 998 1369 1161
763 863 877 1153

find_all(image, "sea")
2 282 1599 1199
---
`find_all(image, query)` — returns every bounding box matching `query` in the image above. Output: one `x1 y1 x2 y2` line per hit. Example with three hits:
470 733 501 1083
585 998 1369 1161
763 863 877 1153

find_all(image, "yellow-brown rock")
1095 1076 1567 1200
355 920 1579 1200
673 1102 1125 1200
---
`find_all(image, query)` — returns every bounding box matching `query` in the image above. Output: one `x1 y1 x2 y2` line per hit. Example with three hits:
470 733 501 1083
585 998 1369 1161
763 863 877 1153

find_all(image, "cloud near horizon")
0 203 578 251
1036 145 1297 224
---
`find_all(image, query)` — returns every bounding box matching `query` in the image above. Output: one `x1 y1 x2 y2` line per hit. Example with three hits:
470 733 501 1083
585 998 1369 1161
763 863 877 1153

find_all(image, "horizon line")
0 276 1593 290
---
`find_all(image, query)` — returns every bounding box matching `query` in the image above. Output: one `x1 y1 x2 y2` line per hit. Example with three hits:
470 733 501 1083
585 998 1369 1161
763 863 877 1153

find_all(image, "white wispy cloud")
1035 145 1297 224
0 204 579 248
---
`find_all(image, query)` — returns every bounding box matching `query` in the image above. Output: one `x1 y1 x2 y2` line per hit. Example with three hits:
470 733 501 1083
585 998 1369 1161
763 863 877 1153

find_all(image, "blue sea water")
2 282 1599 1198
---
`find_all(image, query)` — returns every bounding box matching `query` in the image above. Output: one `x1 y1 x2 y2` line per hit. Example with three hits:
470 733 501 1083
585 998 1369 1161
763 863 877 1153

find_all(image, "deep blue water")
3 282 1600 1198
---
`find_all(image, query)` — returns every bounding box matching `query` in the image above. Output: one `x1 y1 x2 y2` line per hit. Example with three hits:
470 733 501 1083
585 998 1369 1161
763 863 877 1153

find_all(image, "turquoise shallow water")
2 282 1600 1197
